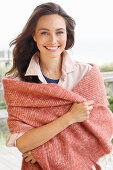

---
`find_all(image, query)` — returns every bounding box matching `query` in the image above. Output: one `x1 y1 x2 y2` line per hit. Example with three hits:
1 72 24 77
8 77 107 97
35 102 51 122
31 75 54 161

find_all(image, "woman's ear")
33 34 36 42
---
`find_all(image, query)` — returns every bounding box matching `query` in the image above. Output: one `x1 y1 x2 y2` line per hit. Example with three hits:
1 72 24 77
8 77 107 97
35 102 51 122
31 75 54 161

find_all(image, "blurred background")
0 0 113 169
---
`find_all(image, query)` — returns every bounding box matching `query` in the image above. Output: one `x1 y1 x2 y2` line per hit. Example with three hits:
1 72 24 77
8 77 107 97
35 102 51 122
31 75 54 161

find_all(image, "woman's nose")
49 34 57 43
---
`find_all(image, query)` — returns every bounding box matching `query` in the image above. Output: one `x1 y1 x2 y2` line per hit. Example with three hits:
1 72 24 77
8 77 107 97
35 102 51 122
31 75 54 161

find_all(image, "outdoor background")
0 0 113 169
0 0 113 170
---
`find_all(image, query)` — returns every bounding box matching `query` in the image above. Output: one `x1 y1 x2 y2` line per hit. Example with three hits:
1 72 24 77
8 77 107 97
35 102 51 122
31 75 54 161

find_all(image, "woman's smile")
44 45 60 52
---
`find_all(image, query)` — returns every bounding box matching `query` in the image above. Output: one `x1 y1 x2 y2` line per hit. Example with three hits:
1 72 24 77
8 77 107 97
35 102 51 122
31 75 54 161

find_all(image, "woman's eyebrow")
38 28 49 31
38 28 65 31
56 28 65 30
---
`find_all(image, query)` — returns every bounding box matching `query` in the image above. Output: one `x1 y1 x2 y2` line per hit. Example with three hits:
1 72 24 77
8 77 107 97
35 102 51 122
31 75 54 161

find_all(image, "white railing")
101 72 113 96
101 72 113 82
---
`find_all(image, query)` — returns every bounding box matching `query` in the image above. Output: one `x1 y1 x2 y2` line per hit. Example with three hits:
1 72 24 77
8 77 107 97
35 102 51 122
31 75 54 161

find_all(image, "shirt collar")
25 52 40 76
25 51 75 80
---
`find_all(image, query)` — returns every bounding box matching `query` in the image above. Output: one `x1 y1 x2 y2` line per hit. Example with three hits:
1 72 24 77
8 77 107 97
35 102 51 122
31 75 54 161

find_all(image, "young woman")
3 2 113 170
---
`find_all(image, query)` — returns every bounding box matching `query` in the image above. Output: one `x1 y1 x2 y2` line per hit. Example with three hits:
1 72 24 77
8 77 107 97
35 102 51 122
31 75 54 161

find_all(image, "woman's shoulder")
73 60 93 73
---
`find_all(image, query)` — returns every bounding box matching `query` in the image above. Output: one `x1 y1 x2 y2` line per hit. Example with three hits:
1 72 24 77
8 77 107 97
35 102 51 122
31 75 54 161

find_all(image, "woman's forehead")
36 14 66 30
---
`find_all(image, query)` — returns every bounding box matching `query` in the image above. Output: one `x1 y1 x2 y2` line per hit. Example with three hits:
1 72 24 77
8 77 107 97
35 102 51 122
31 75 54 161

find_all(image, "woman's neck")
39 55 62 79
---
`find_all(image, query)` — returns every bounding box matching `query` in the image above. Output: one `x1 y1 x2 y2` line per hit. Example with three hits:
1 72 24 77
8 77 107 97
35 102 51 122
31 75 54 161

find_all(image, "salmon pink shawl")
2 64 113 170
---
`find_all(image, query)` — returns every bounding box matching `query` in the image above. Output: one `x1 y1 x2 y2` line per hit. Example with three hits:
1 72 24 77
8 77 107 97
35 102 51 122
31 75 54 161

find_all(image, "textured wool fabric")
2 64 113 170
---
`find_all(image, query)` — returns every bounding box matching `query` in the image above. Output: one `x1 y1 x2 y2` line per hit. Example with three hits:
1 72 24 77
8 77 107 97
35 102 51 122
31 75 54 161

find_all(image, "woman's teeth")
45 46 58 50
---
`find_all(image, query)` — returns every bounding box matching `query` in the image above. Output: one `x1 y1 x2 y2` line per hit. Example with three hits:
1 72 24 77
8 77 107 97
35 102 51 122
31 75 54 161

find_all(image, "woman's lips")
44 46 59 51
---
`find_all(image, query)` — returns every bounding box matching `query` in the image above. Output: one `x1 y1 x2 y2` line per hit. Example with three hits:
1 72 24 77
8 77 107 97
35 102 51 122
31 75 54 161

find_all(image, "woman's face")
33 14 67 59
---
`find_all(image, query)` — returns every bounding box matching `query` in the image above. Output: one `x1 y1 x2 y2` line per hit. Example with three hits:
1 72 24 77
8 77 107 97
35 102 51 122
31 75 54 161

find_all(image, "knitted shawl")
2 64 113 170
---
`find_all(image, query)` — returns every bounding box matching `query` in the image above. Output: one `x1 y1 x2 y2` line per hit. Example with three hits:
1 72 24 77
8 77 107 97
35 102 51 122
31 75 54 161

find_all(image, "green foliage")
108 96 113 113
108 96 113 105
0 66 11 109
0 120 9 146
99 62 113 72
0 92 7 110
111 138 113 144
0 66 11 81
104 82 112 96
109 104 113 113
0 101 7 110
0 132 8 146
99 62 113 113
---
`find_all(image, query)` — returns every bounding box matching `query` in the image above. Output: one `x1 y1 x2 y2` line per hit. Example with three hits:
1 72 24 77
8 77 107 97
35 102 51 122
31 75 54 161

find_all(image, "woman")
3 2 113 170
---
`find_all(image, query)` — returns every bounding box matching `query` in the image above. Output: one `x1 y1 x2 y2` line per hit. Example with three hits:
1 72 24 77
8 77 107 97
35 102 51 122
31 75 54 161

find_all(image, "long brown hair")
6 2 76 83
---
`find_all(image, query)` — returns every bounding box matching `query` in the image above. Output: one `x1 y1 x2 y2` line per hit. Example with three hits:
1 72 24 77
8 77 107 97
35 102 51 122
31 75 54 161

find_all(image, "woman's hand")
68 100 94 124
22 151 37 164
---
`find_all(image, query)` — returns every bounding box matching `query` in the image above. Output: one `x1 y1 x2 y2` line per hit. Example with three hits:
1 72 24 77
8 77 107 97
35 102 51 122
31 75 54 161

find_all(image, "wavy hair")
6 2 76 83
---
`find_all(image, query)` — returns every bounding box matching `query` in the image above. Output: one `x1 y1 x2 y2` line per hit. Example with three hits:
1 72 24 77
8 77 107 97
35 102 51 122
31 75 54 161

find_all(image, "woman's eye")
41 32 48 35
57 31 64 34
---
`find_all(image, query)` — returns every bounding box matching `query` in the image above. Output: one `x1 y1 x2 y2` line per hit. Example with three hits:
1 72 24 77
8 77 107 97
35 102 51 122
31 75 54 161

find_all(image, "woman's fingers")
83 100 94 111
23 151 37 164
25 155 33 162
25 156 37 164
85 100 94 106
68 100 94 123
22 151 31 158
88 105 93 110
31 158 37 164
